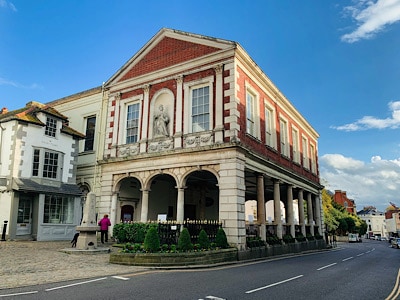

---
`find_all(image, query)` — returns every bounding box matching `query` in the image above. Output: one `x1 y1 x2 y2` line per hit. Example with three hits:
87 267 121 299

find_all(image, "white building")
0 102 84 241
357 207 387 238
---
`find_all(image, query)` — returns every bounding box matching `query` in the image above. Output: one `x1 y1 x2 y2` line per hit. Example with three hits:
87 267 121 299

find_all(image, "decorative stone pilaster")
140 85 150 153
214 65 224 143
176 186 186 223
174 76 183 149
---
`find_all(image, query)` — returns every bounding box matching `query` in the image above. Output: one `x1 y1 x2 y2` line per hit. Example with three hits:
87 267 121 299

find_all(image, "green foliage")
266 234 282 245
121 243 143 253
113 223 155 244
306 233 315 241
283 234 295 244
143 227 160 252
198 229 210 249
246 237 265 248
215 228 229 248
178 228 193 251
295 233 306 242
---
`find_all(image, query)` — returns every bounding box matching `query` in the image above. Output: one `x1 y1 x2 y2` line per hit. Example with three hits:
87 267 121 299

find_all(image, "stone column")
273 179 282 239
176 186 186 223
307 192 314 236
214 65 224 143
298 189 306 237
287 184 295 238
174 76 183 149
314 193 322 235
140 189 150 222
257 174 266 241
140 85 150 153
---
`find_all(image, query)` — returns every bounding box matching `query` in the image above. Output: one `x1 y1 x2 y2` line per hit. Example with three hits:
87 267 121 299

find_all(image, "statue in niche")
153 104 169 137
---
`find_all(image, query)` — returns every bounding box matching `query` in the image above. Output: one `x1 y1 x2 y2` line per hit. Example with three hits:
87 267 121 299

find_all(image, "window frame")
279 116 289 157
183 76 214 134
310 143 316 174
302 135 309 170
83 115 96 152
245 83 260 139
32 148 63 180
191 85 210 133
43 194 75 224
264 102 277 149
291 126 300 163
45 116 57 137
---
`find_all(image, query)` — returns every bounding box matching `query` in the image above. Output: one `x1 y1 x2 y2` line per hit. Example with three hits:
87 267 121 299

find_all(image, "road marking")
112 276 130 281
386 268 400 300
317 263 337 270
356 253 364 257
342 256 354 261
45 277 107 291
0 291 38 297
205 296 226 299
245 275 304 294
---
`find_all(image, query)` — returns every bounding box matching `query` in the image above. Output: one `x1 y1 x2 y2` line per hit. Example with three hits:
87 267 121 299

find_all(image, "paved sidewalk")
0 240 147 290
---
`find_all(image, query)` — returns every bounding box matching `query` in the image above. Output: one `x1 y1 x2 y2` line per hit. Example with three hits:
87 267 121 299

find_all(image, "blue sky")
1 0 400 211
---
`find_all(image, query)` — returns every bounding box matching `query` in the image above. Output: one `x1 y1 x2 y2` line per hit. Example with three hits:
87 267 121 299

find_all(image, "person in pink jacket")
98 214 111 243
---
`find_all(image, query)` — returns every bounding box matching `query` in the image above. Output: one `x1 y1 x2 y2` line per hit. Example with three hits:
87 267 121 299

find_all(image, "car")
391 238 400 249
380 237 388 241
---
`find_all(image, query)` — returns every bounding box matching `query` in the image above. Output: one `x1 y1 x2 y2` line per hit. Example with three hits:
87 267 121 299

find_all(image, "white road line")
205 296 226 299
317 263 337 270
0 291 38 297
342 256 354 261
45 277 107 291
356 253 364 257
245 275 304 294
112 276 130 281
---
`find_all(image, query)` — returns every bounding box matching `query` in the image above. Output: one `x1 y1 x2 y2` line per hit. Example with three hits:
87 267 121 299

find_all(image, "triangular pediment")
106 28 236 86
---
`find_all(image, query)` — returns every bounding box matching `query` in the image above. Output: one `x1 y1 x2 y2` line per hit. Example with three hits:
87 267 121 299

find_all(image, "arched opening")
184 170 219 220
148 174 177 221
117 177 141 222
121 205 134 223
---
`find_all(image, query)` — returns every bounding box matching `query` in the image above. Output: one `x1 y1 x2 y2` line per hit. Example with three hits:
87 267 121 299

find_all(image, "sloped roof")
105 28 237 86
0 101 85 139
12 178 82 196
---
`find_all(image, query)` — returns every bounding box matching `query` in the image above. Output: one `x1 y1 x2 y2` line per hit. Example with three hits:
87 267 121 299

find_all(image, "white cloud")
341 0 400 43
0 0 17 11
0 77 41 89
332 101 400 131
320 153 400 211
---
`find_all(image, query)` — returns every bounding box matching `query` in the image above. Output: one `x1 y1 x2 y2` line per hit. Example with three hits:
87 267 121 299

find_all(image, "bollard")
1 220 8 241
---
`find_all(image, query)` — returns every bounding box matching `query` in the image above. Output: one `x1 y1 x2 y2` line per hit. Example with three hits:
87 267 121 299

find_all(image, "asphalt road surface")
1 239 399 300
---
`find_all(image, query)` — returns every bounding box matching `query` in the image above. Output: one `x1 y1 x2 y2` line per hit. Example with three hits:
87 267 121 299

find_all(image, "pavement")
0 240 147 290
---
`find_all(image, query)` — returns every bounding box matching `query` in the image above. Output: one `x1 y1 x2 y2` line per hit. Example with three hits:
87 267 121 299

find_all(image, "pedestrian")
98 214 111 244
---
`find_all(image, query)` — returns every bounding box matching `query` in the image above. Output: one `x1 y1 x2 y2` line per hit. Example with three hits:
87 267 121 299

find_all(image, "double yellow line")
386 268 400 300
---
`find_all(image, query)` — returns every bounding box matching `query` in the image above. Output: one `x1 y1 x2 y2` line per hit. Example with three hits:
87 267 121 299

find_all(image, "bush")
306 233 315 241
295 233 306 242
198 229 210 250
266 235 282 245
283 234 295 244
143 227 160 252
215 228 229 249
178 228 193 251
246 237 265 248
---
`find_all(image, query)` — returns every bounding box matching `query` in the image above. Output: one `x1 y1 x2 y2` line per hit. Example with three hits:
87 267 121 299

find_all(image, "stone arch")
150 88 175 138
114 176 142 222
183 169 219 220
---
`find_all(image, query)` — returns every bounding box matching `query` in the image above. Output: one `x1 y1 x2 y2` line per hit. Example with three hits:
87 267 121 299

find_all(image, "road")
1 239 399 300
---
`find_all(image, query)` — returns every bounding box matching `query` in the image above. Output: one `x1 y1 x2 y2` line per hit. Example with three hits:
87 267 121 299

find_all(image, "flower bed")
110 248 238 267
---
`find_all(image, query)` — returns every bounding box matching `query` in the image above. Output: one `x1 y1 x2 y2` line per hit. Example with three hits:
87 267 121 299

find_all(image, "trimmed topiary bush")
178 228 193 251
283 234 295 244
143 227 160 252
198 229 210 250
215 228 229 249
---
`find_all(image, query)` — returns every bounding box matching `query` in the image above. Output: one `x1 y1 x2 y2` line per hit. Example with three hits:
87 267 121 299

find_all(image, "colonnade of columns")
256 175 322 241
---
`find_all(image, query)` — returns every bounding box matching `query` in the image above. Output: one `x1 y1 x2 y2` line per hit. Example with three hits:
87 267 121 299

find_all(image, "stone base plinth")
76 226 100 250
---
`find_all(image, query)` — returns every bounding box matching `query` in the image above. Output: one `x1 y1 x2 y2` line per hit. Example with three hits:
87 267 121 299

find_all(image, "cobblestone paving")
0 241 145 290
